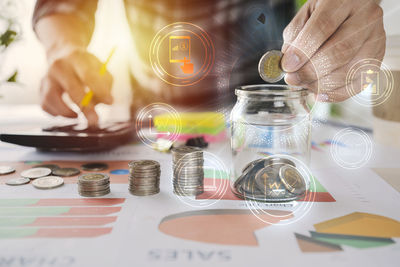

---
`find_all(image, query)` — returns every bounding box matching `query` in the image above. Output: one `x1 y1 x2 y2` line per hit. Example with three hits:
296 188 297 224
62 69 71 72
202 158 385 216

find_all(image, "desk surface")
0 105 399 267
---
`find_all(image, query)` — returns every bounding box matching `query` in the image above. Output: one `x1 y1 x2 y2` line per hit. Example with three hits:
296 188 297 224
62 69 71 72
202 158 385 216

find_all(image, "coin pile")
78 173 110 197
172 146 204 196
258 50 285 83
233 157 307 202
128 160 160 196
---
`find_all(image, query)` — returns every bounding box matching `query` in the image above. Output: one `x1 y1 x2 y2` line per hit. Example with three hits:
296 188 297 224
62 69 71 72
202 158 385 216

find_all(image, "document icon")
361 69 379 95
169 36 193 74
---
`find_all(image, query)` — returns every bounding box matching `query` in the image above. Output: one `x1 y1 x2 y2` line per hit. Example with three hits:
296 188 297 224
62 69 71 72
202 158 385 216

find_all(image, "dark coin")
81 162 109 171
53 167 80 177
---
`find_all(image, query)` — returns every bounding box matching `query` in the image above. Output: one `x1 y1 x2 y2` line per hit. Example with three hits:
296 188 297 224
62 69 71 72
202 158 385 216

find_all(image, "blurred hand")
281 0 385 102
40 49 113 126
35 15 113 126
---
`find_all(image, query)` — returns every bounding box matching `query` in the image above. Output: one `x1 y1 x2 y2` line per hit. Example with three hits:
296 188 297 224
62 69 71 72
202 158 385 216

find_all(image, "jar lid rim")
235 84 308 97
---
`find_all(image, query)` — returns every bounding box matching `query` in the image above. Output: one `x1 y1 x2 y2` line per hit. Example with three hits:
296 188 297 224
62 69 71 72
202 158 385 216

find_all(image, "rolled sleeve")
33 0 98 43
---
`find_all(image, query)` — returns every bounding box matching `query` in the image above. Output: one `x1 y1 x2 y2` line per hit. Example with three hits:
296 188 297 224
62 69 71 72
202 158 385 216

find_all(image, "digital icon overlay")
346 58 394 107
135 103 182 148
330 128 373 170
150 22 215 86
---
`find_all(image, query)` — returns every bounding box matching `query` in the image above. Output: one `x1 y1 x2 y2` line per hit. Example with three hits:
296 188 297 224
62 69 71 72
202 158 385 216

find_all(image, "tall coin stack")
78 173 110 197
128 160 160 196
172 146 204 196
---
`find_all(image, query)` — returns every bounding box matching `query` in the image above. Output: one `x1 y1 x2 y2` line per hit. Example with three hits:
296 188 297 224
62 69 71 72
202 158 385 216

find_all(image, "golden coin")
258 50 285 83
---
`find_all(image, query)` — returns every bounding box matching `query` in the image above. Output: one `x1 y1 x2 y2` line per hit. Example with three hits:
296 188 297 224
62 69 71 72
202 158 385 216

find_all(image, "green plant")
0 0 20 86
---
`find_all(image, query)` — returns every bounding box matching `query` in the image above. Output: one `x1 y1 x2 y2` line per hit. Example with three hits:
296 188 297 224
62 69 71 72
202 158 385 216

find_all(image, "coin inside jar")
258 50 285 83
233 157 306 202
279 165 306 195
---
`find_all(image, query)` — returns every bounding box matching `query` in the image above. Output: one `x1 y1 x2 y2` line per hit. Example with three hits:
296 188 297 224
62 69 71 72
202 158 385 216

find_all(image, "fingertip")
316 93 329 102
281 43 289 54
64 111 78 118
84 108 99 127
284 72 301 86
281 49 302 72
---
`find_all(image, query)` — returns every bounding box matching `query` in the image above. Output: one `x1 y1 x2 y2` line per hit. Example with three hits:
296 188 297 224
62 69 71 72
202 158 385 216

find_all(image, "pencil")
80 47 116 108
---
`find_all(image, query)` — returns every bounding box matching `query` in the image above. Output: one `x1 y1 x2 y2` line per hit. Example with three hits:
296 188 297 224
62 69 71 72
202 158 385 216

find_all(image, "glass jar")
230 84 311 201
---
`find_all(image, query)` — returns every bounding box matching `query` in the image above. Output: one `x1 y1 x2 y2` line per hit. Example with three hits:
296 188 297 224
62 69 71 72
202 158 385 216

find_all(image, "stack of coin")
78 173 110 197
233 157 307 202
172 146 204 196
128 160 160 196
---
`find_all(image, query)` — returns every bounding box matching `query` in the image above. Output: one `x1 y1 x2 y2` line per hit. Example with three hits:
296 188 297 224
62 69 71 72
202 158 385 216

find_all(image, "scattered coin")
78 173 110 197
21 167 52 179
129 160 160 196
172 146 204 196
258 50 285 83
0 166 15 175
32 176 64 189
5 177 30 186
279 165 306 195
81 162 108 171
34 164 60 172
53 167 80 177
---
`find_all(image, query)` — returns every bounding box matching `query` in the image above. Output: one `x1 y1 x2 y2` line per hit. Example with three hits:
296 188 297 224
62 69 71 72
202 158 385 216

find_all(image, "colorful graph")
159 209 292 246
0 161 131 184
311 139 346 152
197 170 335 202
295 212 400 252
0 198 124 238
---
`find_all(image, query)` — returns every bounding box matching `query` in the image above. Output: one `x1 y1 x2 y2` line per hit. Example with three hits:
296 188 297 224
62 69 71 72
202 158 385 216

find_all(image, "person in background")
33 0 385 126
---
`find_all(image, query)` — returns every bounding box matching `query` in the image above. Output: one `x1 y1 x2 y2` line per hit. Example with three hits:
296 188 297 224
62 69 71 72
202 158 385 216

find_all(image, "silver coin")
34 164 60 172
79 188 110 197
129 160 160 196
32 176 64 189
172 146 202 154
53 167 80 177
5 177 30 186
258 50 285 83
21 167 52 179
279 165 306 195
267 157 295 167
0 166 16 175
254 166 284 192
129 160 160 169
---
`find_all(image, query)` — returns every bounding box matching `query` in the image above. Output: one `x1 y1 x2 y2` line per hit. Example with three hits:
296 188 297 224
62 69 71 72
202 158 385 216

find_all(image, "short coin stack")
172 146 204 196
78 173 110 197
128 160 160 196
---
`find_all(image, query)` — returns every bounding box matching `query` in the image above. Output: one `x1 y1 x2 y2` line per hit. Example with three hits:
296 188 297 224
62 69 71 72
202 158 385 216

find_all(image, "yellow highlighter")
80 47 116 108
